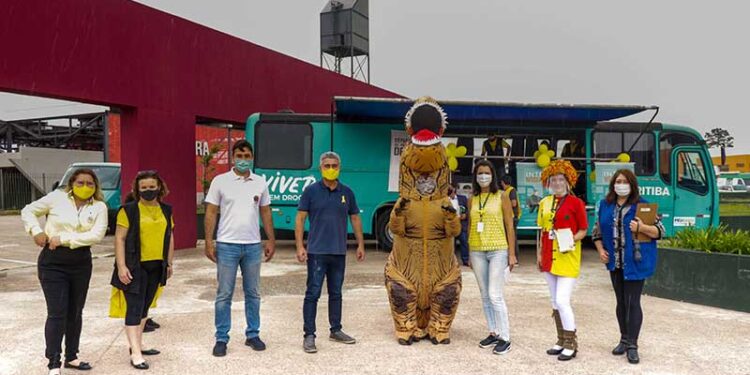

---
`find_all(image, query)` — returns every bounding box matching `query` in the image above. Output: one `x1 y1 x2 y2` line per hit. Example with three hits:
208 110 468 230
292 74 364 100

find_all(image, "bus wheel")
376 209 394 251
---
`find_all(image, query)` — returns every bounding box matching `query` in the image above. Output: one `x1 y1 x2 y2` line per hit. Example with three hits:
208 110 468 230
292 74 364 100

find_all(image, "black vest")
110 201 173 293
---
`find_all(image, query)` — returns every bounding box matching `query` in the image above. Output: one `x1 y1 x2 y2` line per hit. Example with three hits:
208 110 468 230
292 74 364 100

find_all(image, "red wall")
0 0 400 248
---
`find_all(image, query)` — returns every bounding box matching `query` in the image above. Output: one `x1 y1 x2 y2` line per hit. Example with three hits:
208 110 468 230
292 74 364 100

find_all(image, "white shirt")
204 170 271 244
21 189 108 249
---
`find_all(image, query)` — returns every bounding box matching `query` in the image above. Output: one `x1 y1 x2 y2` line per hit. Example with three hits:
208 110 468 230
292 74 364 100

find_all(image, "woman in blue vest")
112 170 174 370
592 169 664 365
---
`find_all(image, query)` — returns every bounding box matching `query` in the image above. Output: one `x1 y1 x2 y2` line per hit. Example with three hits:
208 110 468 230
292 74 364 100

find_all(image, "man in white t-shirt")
204 140 276 357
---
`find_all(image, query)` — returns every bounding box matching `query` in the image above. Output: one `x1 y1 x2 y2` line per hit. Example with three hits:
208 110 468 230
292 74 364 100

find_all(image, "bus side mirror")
51 181 60 191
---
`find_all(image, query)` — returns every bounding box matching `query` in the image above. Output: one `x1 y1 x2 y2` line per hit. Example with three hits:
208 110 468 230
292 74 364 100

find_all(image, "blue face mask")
235 159 253 173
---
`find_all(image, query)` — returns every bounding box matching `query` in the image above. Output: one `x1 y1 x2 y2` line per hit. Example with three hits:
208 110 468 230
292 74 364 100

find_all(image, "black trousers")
610 268 645 347
124 260 163 326
37 246 92 369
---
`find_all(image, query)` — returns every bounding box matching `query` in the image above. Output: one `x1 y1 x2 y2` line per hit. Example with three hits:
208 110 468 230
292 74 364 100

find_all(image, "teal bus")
247 97 718 250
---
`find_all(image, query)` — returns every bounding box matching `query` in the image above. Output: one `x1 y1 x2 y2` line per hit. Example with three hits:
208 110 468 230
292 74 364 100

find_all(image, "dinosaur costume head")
399 97 450 200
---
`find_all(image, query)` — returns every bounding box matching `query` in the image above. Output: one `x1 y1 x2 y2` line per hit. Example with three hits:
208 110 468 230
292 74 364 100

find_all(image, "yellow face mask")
73 185 95 200
321 168 340 181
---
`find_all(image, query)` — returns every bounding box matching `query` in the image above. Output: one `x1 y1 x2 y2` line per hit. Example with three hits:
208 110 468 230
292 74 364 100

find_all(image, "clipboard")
635 203 658 242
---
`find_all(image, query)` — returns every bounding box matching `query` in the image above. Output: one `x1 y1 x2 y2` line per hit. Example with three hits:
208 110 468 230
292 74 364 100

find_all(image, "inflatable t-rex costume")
385 97 462 345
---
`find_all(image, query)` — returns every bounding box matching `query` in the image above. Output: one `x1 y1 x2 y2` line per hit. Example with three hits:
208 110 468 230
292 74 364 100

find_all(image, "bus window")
660 133 699 184
593 131 655 175
254 122 312 170
676 151 708 195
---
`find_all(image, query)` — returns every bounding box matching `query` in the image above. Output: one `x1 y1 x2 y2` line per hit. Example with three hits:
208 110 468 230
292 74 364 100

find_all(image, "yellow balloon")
539 144 549 153
546 150 555 158
455 145 467 157
617 153 631 163
537 154 551 168
533 150 541 159
448 157 458 171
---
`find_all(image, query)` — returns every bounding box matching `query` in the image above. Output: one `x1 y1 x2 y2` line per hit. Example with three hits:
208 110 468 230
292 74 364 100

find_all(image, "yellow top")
468 192 509 251
116 202 174 262
21 190 108 249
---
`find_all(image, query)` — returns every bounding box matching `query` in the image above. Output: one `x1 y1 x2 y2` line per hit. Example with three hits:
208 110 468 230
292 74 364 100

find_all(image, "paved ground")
1 215 749 375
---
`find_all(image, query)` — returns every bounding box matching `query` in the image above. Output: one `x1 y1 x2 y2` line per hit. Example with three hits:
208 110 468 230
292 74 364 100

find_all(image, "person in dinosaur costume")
385 97 462 345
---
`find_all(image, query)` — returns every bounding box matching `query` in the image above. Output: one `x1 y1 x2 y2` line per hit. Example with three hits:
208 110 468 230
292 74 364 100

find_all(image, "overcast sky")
1 0 748 155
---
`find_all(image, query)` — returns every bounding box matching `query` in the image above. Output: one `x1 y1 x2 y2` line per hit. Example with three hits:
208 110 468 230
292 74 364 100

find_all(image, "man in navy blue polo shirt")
295 151 365 354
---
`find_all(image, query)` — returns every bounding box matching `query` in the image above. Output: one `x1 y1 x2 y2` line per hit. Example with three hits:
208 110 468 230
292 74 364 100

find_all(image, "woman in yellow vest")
468 160 517 355
111 170 174 370
536 160 588 361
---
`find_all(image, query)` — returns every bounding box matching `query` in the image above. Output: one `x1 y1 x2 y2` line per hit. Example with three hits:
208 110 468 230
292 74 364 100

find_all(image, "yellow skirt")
109 286 163 318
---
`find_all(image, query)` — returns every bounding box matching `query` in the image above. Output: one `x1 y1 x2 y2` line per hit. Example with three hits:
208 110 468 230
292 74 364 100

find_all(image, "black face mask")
140 189 159 201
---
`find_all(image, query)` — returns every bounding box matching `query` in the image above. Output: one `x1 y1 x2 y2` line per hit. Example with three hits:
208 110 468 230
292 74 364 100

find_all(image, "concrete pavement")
0 215 748 375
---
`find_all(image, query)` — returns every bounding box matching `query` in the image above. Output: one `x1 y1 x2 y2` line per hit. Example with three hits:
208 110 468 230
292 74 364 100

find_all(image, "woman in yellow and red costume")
536 159 588 361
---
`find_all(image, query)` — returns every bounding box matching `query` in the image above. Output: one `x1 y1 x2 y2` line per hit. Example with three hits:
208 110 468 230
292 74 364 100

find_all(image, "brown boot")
558 330 578 361
546 310 564 355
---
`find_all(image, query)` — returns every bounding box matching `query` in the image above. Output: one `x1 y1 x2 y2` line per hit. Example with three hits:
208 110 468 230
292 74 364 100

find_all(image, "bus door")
671 146 714 231
250 114 331 230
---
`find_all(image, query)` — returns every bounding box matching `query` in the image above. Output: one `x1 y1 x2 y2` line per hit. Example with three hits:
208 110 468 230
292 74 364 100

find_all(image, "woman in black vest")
112 170 174 370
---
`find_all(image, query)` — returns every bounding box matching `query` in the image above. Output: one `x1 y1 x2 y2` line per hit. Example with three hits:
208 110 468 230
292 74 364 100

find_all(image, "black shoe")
492 340 511 355
64 361 92 370
245 337 266 351
212 342 227 357
303 335 317 353
479 335 500 348
612 341 628 355
143 325 156 333
558 350 577 361
129 348 160 356
130 360 149 370
546 346 564 355
145 318 160 329
627 348 640 364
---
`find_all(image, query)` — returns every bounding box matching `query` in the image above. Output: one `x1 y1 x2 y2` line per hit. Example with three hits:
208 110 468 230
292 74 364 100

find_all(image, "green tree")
704 128 734 166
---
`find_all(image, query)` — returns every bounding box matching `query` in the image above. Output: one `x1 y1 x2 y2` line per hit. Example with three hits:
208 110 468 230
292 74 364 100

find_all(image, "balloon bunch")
534 143 556 168
445 143 468 171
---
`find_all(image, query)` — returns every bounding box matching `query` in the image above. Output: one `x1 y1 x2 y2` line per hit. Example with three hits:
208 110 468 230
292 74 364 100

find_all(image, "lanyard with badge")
476 193 491 233
548 195 567 240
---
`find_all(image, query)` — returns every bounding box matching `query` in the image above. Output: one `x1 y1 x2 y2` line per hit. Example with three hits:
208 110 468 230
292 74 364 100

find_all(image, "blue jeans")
470 250 510 341
303 254 346 337
214 242 262 343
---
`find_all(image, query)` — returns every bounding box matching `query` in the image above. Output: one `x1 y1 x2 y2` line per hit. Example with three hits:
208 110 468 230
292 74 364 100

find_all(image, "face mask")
549 180 568 196
322 168 340 181
73 185 95 200
476 174 492 188
234 159 253 173
614 183 631 197
140 189 159 201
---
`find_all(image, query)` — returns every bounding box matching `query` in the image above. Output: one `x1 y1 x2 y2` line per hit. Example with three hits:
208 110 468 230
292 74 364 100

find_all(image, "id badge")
477 222 485 233
548 231 556 240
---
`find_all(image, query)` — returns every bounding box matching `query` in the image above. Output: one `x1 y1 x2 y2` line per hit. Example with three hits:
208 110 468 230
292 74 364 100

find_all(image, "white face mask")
614 183 631 197
476 173 492 188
